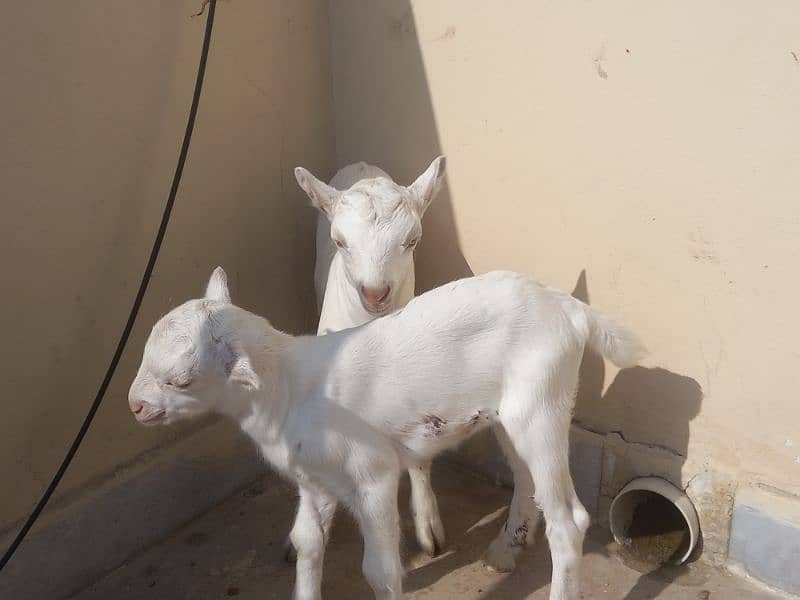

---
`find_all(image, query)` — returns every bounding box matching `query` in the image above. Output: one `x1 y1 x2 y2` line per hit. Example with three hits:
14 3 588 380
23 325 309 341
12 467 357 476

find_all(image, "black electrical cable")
0 0 217 572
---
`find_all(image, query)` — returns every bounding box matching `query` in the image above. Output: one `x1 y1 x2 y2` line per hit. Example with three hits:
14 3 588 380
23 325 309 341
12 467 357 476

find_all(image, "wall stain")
594 44 608 79
431 26 456 42
389 10 415 38
688 229 719 264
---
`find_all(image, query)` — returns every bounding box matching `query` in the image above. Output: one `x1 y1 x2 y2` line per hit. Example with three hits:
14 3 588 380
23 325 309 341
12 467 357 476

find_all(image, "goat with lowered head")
294 157 447 556
128 267 646 600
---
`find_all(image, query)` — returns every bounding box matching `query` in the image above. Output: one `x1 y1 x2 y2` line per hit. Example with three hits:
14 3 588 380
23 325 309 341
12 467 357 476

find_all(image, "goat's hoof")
483 540 517 573
416 521 446 556
284 541 298 563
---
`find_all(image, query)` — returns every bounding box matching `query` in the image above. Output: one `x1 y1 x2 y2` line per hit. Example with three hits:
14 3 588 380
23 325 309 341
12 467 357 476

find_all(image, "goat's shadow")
574 269 703 467
572 270 705 600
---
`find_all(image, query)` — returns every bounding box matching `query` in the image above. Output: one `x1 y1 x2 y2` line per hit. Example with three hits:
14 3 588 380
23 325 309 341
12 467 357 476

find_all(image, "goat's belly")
388 408 497 462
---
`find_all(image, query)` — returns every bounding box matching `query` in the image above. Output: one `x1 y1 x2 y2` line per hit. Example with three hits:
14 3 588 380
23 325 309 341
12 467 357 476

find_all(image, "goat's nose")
361 285 391 308
128 387 144 414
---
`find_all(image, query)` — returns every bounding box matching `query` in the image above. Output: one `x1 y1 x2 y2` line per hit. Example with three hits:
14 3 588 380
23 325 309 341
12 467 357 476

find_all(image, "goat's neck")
323 253 416 327
217 310 294 448
395 262 416 307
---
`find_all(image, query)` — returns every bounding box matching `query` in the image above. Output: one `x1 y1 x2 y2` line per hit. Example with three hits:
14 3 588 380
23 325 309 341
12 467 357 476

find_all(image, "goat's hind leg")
501 381 589 600
484 425 541 572
409 461 446 555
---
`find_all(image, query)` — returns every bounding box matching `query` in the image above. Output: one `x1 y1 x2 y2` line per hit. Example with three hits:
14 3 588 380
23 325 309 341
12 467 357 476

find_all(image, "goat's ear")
206 267 231 304
228 355 260 391
294 167 339 218
218 341 260 391
407 155 446 216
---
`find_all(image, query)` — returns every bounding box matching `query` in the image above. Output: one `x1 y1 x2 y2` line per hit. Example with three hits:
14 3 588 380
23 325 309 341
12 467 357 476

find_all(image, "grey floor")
72 463 779 599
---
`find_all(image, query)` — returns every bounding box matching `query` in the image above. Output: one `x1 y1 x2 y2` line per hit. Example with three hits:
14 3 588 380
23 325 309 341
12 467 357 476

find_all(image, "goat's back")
311 273 581 441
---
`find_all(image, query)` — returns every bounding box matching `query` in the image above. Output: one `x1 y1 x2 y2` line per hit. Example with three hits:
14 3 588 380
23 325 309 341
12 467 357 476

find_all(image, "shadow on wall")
0 0 188 530
2 0 330 538
328 0 473 292
572 270 703 470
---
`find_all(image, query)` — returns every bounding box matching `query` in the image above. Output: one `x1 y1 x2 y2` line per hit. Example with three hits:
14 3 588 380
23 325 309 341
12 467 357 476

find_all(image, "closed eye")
165 379 191 390
404 238 419 250
333 238 348 250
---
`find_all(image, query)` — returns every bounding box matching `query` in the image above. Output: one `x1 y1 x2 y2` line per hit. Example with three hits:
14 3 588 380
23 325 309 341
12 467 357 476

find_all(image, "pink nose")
361 285 390 309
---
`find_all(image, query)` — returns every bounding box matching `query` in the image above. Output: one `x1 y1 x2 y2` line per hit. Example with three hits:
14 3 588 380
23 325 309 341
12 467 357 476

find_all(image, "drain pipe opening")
609 476 700 566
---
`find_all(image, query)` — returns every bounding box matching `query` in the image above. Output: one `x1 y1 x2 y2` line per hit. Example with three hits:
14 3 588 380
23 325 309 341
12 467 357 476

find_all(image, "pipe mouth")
609 476 700 566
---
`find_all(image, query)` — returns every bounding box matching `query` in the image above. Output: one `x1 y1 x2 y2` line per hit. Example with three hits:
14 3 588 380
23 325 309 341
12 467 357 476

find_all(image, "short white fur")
294 158 447 556
129 267 646 600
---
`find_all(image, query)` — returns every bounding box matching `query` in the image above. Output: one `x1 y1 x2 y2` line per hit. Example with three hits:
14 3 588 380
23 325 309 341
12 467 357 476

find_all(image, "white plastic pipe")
609 476 700 565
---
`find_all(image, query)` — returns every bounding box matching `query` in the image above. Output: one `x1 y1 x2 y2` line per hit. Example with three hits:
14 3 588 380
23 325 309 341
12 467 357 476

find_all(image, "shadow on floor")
71 462 777 600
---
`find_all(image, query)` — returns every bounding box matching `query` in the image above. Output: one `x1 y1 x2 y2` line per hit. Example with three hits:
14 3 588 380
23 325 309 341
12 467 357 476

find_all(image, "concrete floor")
72 463 780 600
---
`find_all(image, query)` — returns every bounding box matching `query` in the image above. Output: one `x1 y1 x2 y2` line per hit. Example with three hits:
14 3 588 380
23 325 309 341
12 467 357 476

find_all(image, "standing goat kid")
128 267 646 600
294 157 447 556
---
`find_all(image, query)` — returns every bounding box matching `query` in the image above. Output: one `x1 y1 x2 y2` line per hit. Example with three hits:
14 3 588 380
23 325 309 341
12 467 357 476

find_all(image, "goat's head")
128 267 260 426
295 156 446 314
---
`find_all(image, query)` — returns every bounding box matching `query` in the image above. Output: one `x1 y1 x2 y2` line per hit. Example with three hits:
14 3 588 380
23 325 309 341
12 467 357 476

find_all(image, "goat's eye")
333 238 347 250
166 379 190 390
405 238 419 250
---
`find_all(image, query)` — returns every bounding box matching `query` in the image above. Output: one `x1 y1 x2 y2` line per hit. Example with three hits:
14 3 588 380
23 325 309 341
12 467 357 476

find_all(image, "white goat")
294 157 447 556
128 267 646 600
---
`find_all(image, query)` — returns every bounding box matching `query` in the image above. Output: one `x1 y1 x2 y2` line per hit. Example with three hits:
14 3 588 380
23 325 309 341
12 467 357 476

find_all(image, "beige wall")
0 0 334 530
329 1 800 497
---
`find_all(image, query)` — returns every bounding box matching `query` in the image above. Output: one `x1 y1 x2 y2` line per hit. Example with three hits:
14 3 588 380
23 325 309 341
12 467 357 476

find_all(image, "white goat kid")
294 157 447 556
128 267 646 600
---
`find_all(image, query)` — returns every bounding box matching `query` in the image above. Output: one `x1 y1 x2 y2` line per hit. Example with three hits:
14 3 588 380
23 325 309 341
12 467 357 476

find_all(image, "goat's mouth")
135 410 167 426
362 298 393 315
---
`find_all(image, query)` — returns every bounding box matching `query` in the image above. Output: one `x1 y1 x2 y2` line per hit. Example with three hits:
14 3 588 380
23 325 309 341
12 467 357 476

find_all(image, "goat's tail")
575 302 648 368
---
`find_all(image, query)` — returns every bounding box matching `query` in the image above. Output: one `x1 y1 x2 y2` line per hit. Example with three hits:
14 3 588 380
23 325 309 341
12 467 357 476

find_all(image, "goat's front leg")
355 476 403 600
408 462 445 555
290 485 337 600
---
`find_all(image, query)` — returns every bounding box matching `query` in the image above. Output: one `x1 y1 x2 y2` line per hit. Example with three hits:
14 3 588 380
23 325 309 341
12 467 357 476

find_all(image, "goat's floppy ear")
228 354 260 391
407 155 446 216
218 341 260 391
294 167 339 218
206 266 231 304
